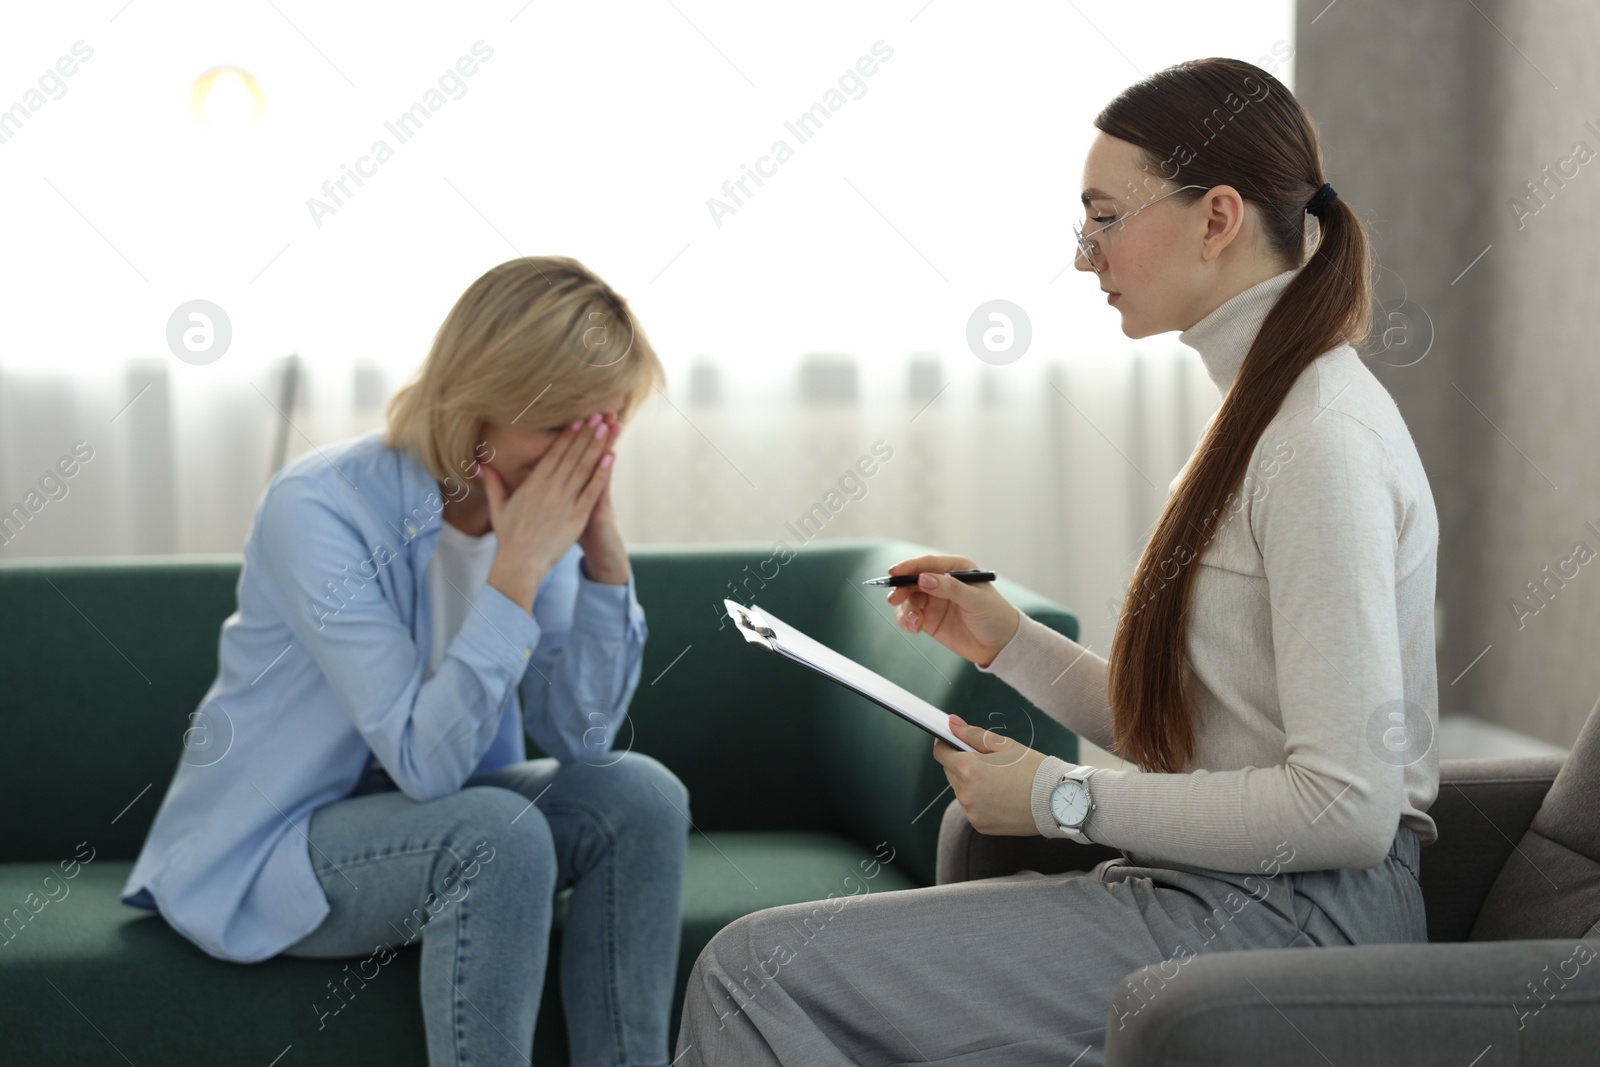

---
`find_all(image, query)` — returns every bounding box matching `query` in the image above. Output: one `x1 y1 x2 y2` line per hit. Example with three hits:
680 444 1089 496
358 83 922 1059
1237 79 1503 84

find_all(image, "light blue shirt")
120 429 647 962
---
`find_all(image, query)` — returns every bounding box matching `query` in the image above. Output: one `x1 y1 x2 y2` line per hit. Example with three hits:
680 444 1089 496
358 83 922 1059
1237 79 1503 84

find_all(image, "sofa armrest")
1104 938 1600 1067
1424 755 1564 941
936 797 1123 884
996 580 1080 643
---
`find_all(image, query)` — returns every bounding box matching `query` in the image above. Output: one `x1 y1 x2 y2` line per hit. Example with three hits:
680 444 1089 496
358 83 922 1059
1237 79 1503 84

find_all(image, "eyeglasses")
1074 184 1209 275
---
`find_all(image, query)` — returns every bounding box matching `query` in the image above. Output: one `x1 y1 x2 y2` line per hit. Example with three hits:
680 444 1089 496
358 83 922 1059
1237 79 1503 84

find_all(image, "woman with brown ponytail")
674 57 1438 1066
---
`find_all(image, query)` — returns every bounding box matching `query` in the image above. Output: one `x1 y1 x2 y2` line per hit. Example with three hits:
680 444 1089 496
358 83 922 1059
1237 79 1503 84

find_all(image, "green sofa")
0 538 1080 1063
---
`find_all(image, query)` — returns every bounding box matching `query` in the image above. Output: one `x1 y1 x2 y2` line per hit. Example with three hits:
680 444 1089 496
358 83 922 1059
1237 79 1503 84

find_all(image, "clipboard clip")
729 602 776 641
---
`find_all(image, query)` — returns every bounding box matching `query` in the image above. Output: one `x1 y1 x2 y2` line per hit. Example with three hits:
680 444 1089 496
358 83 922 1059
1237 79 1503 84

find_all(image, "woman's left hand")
577 411 630 585
933 714 1050 835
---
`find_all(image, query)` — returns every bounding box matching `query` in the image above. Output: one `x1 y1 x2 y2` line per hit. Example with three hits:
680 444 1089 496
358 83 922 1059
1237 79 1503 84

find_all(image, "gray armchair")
936 704 1600 1065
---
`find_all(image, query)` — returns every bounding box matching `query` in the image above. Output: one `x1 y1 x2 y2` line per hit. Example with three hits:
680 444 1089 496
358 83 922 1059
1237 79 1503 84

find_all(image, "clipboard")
724 599 977 753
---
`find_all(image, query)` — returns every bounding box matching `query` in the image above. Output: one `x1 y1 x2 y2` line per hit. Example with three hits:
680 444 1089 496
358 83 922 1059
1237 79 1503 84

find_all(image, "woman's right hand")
885 553 1021 668
479 415 615 610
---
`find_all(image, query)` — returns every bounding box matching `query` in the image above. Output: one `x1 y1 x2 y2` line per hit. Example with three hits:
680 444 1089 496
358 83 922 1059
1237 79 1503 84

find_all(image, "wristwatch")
1048 766 1100 844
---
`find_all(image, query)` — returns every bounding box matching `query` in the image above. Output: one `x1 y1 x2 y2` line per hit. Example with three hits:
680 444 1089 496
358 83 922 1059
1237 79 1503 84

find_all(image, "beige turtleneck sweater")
980 265 1441 873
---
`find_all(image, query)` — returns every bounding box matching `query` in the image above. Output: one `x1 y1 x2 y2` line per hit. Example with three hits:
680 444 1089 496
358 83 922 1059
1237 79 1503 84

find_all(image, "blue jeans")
281 751 690 1067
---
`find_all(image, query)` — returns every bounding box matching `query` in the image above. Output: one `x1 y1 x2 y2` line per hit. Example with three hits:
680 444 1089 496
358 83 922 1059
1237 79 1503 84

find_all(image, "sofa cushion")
0 831 918 1064
1469 696 1600 941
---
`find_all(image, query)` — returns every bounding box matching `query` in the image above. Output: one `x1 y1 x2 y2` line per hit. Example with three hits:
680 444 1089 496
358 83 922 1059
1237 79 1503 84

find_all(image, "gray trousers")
675 822 1424 1066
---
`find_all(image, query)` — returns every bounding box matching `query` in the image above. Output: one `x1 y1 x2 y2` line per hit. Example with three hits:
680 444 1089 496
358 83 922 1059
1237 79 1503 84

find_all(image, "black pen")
861 569 996 587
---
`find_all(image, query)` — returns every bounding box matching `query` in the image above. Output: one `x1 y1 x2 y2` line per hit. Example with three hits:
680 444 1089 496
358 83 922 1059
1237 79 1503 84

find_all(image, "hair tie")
1305 182 1337 217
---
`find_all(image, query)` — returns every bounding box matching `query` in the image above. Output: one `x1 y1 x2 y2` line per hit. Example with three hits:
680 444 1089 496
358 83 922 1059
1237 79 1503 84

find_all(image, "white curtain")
0 0 1290 657
0 346 1217 656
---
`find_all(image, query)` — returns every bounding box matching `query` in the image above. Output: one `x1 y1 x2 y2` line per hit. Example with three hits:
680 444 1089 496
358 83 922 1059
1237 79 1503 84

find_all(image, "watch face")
1051 780 1089 826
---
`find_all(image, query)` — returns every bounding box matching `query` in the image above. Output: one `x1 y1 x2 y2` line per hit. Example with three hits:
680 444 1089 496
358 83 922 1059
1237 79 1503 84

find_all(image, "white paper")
725 600 977 753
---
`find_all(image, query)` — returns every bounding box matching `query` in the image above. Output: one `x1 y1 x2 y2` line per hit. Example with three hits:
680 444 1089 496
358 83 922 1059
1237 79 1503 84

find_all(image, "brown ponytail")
1099 58 1376 773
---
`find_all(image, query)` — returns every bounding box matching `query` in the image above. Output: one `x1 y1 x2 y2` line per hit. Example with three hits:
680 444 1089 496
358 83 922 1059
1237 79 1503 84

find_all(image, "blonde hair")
383 255 666 486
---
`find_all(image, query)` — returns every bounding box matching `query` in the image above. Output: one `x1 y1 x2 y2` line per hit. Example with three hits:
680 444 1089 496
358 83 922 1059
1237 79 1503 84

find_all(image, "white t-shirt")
425 519 500 680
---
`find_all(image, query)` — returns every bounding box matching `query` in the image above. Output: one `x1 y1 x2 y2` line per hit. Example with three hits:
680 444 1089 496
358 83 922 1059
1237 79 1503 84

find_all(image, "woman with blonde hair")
122 256 690 1066
675 57 1438 1066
